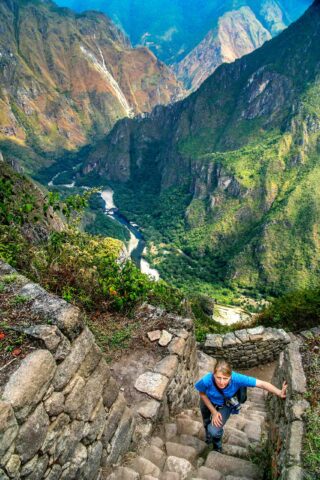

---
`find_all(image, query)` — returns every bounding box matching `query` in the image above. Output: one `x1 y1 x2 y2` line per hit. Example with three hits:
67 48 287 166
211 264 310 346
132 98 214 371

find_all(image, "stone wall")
0 263 199 479
267 332 316 480
131 304 199 441
0 261 135 480
202 326 291 368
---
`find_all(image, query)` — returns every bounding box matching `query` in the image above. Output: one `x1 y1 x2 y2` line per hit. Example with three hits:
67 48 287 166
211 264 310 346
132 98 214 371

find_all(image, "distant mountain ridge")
174 6 272 91
80 1 320 297
0 0 183 165
55 0 312 65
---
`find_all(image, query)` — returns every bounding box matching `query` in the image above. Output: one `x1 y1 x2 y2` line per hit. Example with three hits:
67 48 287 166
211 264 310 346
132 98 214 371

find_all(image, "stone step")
246 415 266 426
247 399 266 407
106 466 139 480
182 409 197 417
248 399 267 406
243 422 261 442
225 477 255 480
177 434 207 455
195 466 223 479
160 472 181 480
222 444 249 459
151 437 165 449
248 405 266 411
176 418 203 438
224 428 249 449
165 423 178 440
129 456 161 478
247 408 267 415
205 452 263 479
175 411 200 424
227 417 246 430
143 445 167 470
244 403 267 412
248 389 266 397
164 456 193 480
165 442 197 463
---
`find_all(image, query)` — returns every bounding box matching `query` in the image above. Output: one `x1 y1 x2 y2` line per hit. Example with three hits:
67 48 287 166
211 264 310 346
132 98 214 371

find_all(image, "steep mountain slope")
55 0 312 64
175 6 272 91
80 1 320 298
0 0 183 162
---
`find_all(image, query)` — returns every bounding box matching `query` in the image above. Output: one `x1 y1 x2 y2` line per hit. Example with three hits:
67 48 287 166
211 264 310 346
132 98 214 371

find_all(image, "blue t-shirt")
195 371 256 406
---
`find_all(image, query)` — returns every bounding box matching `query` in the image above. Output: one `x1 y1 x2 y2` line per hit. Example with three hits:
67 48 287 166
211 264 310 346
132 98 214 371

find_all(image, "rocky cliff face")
174 0 316 91
0 0 184 156
81 1 320 295
174 7 272 91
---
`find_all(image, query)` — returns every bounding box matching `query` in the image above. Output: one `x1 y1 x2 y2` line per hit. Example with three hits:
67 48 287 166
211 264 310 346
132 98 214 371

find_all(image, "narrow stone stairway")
106 387 267 480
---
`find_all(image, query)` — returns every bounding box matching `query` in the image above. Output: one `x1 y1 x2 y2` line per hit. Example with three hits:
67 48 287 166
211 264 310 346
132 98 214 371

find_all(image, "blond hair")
214 359 232 376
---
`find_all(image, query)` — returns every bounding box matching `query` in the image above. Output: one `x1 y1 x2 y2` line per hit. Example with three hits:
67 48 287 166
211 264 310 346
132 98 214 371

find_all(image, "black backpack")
236 386 247 404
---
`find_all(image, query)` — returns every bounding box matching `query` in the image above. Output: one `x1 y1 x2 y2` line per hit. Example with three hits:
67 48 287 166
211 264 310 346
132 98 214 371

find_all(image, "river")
100 188 160 281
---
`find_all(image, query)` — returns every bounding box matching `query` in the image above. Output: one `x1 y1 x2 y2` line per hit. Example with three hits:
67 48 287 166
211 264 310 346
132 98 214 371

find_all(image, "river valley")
49 173 160 281
100 188 160 280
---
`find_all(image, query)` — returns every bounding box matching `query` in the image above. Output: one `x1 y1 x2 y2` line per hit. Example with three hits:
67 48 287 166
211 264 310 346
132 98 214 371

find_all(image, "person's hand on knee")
212 411 223 427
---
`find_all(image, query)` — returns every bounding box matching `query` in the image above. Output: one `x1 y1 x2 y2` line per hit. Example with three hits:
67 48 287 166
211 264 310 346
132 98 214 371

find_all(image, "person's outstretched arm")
256 380 287 399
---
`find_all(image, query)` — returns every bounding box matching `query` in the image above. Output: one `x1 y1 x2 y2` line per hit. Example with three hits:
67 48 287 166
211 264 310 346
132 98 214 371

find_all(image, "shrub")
258 286 320 331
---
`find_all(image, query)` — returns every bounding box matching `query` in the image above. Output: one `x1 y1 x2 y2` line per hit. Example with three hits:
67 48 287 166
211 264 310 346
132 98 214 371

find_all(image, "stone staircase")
106 387 268 480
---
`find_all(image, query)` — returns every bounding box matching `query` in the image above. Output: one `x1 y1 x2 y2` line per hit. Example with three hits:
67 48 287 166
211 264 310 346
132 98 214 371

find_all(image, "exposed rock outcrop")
175 7 271 91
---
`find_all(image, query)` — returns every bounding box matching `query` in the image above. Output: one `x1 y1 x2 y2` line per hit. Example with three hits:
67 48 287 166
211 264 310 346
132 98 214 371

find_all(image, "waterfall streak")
80 45 133 117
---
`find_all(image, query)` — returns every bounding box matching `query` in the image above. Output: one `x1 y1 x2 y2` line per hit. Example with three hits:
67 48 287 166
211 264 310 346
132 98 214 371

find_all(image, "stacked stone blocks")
133 305 199 441
0 263 200 479
267 331 319 480
0 261 135 480
203 326 291 368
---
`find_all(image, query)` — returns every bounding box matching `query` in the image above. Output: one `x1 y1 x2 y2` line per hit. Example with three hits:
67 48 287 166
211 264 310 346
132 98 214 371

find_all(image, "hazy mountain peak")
175 6 272 91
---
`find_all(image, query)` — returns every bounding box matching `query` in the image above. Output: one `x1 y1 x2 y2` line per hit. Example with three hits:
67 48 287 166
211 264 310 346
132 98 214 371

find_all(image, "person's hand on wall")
279 381 287 399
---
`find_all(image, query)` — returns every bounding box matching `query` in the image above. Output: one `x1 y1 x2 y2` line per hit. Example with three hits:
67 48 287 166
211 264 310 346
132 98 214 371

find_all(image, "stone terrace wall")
203 326 291 368
131 304 199 441
0 263 199 479
0 261 135 480
267 331 318 480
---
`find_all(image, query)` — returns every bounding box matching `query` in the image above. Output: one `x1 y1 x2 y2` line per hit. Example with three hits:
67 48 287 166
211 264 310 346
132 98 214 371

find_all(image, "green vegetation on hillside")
84 193 130 244
80 1 320 304
258 286 320 332
0 162 184 316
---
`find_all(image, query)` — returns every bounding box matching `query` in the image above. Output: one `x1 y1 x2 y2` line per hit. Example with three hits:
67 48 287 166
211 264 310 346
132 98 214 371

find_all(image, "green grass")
2 274 18 284
9 294 29 306
303 406 320 479
87 320 137 353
